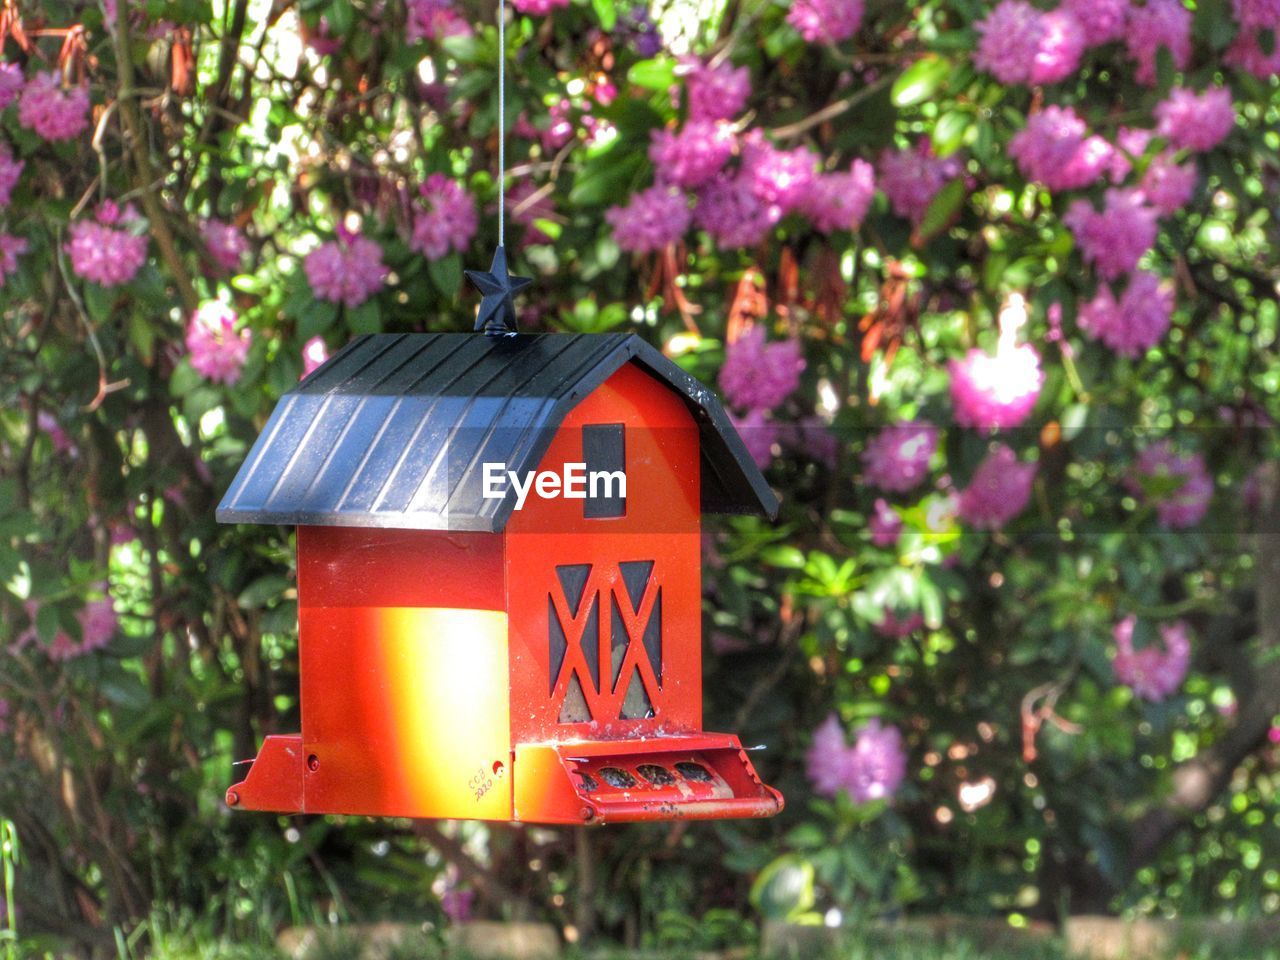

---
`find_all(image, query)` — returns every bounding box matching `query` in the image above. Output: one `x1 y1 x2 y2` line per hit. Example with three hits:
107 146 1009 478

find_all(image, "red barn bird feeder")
217 332 783 824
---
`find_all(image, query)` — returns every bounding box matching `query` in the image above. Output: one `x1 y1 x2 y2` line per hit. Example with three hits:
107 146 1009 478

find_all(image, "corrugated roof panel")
217 333 778 530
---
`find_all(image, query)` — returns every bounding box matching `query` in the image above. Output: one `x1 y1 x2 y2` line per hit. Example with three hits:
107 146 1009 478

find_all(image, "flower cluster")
1125 0 1192 86
511 0 569 15
201 218 249 272
719 325 805 412
741 133 819 220
16 589 118 662
1008 106 1113 191
302 336 330 377
1155 86 1236 153
950 342 1044 430
0 143 24 206
304 226 388 307
1077 271 1173 357
807 715 907 804
406 0 471 41
862 421 939 492
1129 441 1213 529
0 232 26 286
730 408 780 469
18 71 90 141
684 58 750 122
869 498 903 547
1139 153 1196 215
787 0 864 45
649 120 735 188
801 160 876 234
0 61 21 109
957 444 1038 530
605 185 691 253
1064 188 1157 280
410 175 478 260
65 203 148 287
878 140 962 226
1112 615 1191 701
186 301 252 385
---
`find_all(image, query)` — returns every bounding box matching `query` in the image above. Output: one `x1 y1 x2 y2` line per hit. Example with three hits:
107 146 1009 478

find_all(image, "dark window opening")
583 423 626 519
598 766 637 788
675 761 715 783
636 764 676 786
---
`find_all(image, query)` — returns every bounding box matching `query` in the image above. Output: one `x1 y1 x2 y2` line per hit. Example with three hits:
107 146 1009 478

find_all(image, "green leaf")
931 110 970 157
591 0 617 31
570 150 645 207
627 57 677 91
346 298 382 335
428 254 463 298
891 56 950 108
917 177 967 239
761 545 807 569
326 0 354 36
83 282 116 323
238 574 291 610
299 297 340 338
749 855 815 921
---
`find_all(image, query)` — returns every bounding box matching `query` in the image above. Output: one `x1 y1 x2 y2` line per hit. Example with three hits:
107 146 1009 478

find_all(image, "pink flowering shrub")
807 714 907 804
649 121 736 188
950 342 1044 430
801 160 875 234
18 71 90 141
1129 441 1213 529
1064 189 1158 280
0 232 27 286
869 498 903 547
606 185 691 253
411 175 478 260
1125 0 1193 85
65 203 148 287
862 422 939 492
0 143 24 207
1112 616 1192 701
684 58 750 122
787 0 864 45
1077 271 1174 357
186 301 252 385
304 227 389 307
957 444 1037 530
879 140 961 226
719 326 805 412
1009 106 1113 191
1155 87 1236 152
201 218 249 272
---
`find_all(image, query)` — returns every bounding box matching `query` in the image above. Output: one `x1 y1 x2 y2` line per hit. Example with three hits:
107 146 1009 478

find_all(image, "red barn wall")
505 362 702 744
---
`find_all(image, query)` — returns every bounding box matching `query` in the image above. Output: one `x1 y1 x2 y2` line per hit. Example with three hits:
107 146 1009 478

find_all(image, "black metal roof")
216 333 778 531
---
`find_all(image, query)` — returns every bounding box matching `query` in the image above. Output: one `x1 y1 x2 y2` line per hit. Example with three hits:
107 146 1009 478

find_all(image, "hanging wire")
497 0 506 248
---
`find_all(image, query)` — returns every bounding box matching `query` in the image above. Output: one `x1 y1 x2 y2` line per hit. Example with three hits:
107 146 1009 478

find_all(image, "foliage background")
1 0 1280 954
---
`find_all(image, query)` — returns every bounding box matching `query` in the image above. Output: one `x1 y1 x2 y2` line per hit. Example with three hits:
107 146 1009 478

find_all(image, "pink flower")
411 175 478 260
1064 188 1157 280
783 417 840 468
1233 0 1280 29
186 301 251 385
0 61 22 109
693 174 773 249
1225 29 1280 78
511 0 569 14
0 232 26 286
1155 86 1235 153
31 589 118 662
950 343 1043 430
304 228 388 307
649 120 735 188
37 411 76 456
302 336 330 376
862 421 939 492
787 0 864 44
539 99 575 152
730 408 779 469
507 181 557 247
1078 270 1173 357
719 326 805 411
742 132 818 218
1112 615 1191 701
201 218 249 272
806 714 908 804
1031 10 1086 84
1139 153 1196 215
957 444 1037 530
800 159 875 234
605 185 691 253
406 0 472 41
1130 441 1212 528
441 887 475 924
684 58 750 122
1125 0 1192 86
0 142 24 206
65 203 148 287
879 140 962 226
806 714 852 796
846 719 908 804
1009 106 1113 191
1063 0 1129 45
974 0 1045 85
18 71 90 141
869 498 903 546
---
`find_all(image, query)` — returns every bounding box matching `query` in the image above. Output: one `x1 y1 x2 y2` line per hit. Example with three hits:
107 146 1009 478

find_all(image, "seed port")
675 761 714 783
576 771 599 793
636 763 676 786
597 766 638 788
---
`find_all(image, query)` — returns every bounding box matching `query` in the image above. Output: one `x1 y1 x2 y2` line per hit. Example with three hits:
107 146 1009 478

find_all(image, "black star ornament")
465 245 532 337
